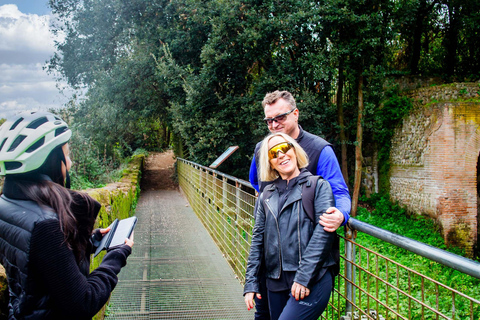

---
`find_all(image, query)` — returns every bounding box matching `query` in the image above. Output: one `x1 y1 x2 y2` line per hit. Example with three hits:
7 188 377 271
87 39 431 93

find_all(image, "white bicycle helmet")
0 111 72 175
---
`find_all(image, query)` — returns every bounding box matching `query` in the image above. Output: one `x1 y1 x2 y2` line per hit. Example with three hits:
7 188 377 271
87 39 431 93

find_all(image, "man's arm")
249 154 260 193
316 146 351 230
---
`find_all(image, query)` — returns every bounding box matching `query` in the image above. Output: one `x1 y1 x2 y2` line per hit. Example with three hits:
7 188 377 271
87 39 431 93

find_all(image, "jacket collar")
3 175 52 200
280 169 311 210
296 125 305 143
266 169 312 216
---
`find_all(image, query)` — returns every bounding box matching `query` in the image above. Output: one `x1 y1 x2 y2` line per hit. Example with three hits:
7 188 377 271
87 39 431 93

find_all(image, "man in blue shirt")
248 90 351 319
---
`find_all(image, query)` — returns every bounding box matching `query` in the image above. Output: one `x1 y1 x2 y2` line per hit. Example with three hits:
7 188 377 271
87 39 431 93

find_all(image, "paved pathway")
104 188 252 319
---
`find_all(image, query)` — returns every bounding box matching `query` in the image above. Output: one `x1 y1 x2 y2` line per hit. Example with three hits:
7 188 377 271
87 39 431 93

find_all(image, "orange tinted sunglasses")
268 142 294 160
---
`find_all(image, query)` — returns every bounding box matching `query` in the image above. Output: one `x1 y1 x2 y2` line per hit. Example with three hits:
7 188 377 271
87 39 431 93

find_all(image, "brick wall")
389 83 480 255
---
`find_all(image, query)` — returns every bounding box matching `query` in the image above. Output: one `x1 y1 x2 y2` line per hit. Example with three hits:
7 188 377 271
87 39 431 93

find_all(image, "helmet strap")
65 170 71 189
58 145 70 189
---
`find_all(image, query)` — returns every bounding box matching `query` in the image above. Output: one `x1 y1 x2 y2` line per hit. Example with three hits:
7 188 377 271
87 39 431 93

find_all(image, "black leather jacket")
244 170 336 294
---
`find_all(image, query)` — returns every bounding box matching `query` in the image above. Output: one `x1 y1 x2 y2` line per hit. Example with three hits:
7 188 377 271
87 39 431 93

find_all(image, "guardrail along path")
105 152 250 319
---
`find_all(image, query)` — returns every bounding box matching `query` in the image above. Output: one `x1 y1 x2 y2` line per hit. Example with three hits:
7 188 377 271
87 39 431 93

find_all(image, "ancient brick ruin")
388 82 480 256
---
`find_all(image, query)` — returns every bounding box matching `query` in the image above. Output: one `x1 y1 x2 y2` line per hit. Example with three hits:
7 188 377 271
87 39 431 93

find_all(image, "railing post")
235 180 241 219
345 226 356 314
212 171 218 238
235 180 242 273
222 177 228 210
199 166 205 222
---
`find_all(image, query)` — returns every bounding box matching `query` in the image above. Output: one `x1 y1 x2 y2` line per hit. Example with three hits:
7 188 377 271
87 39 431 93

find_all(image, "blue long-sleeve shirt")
249 131 350 225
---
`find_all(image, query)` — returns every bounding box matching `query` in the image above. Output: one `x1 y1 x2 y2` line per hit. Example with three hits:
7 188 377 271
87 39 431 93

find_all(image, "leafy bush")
68 128 143 190
373 87 414 192
132 148 149 157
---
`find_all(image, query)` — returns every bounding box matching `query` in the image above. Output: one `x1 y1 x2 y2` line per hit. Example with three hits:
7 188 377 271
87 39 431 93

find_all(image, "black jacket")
0 177 131 319
244 170 336 294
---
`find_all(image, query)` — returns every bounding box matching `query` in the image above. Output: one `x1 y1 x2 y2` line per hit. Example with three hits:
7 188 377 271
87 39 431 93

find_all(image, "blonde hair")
259 133 309 182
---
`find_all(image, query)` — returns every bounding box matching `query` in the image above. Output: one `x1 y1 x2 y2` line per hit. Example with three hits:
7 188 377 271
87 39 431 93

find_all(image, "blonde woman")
244 133 337 320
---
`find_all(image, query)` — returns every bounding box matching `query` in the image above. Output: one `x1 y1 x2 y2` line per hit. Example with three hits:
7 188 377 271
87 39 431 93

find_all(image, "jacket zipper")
265 199 282 278
297 202 301 264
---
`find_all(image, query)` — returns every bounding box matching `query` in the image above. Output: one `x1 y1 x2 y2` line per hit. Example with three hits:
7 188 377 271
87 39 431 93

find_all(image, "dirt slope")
140 150 178 191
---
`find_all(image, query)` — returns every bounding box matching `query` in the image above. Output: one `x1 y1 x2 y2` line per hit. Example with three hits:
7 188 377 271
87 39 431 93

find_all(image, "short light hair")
262 90 297 110
259 133 309 182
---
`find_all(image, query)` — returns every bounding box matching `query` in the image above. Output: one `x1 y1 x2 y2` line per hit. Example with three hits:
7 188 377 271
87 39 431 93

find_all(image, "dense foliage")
47 0 480 182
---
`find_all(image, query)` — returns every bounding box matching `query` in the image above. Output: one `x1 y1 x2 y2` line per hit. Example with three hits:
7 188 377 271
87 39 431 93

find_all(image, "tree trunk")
336 59 349 187
410 0 438 74
351 74 364 218
166 126 170 147
444 0 460 77
410 0 425 75
163 124 168 148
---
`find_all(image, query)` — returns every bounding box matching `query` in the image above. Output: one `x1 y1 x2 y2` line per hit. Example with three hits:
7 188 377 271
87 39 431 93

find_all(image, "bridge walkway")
104 153 251 319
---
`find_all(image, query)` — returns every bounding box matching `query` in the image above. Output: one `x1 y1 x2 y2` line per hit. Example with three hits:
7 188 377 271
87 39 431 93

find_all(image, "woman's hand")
244 292 261 311
124 231 134 248
291 282 310 300
92 227 111 244
99 227 111 236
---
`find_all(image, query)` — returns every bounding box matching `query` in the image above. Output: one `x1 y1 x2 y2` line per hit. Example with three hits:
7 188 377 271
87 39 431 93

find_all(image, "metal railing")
177 158 480 319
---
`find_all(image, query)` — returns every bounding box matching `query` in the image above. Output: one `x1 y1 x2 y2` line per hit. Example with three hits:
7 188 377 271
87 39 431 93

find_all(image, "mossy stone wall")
0 154 144 320
88 154 144 319
389 82 480 256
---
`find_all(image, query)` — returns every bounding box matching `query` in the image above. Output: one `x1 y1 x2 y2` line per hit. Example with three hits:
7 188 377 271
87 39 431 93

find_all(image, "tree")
321 0 393 210
47 0 480 187
48 0 178 157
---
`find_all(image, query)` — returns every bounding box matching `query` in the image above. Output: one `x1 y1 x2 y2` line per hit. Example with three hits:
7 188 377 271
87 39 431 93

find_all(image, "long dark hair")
9 144 97 262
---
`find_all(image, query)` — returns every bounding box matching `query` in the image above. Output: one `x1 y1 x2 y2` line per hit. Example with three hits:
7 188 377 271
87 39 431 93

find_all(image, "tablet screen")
110 216 137 248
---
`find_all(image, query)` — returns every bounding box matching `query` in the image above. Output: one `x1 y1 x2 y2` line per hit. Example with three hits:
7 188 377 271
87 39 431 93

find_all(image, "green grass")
347 194 480 319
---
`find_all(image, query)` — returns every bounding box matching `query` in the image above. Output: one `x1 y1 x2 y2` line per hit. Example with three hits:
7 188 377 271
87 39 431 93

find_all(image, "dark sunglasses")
263 108 296 126
268 142 294 160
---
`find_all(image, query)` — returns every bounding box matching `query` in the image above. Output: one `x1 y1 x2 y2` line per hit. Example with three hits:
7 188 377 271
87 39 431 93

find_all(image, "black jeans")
267 270 332 320
254 271 270 320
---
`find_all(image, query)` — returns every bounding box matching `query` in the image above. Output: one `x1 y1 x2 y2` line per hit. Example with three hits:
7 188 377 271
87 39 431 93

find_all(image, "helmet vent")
10 117 24 131
5 162 22 171
8 135 27 152
55 126 68 137
26 117 48 129
0 138 7 152
26 137 45 153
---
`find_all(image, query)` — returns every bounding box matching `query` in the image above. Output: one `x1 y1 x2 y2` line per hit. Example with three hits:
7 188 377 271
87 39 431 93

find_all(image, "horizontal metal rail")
178 158 253 189
348 218 480 279
177 158 480 320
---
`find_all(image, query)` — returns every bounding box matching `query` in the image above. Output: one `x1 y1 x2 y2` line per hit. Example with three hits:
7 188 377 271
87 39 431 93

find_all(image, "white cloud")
0 62 50 82
0 4 71 120
0 99 38 119
0 4 56 53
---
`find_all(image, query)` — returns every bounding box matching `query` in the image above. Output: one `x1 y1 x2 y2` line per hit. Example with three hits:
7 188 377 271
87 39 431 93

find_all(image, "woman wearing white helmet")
0 112 133 319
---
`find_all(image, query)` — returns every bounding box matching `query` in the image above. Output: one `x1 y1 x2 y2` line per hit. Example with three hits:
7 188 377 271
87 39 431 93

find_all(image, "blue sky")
0 0 51 15
0 1 74 120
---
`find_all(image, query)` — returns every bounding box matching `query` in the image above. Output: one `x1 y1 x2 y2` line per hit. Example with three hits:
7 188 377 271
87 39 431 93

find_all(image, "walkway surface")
104 152 252 319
